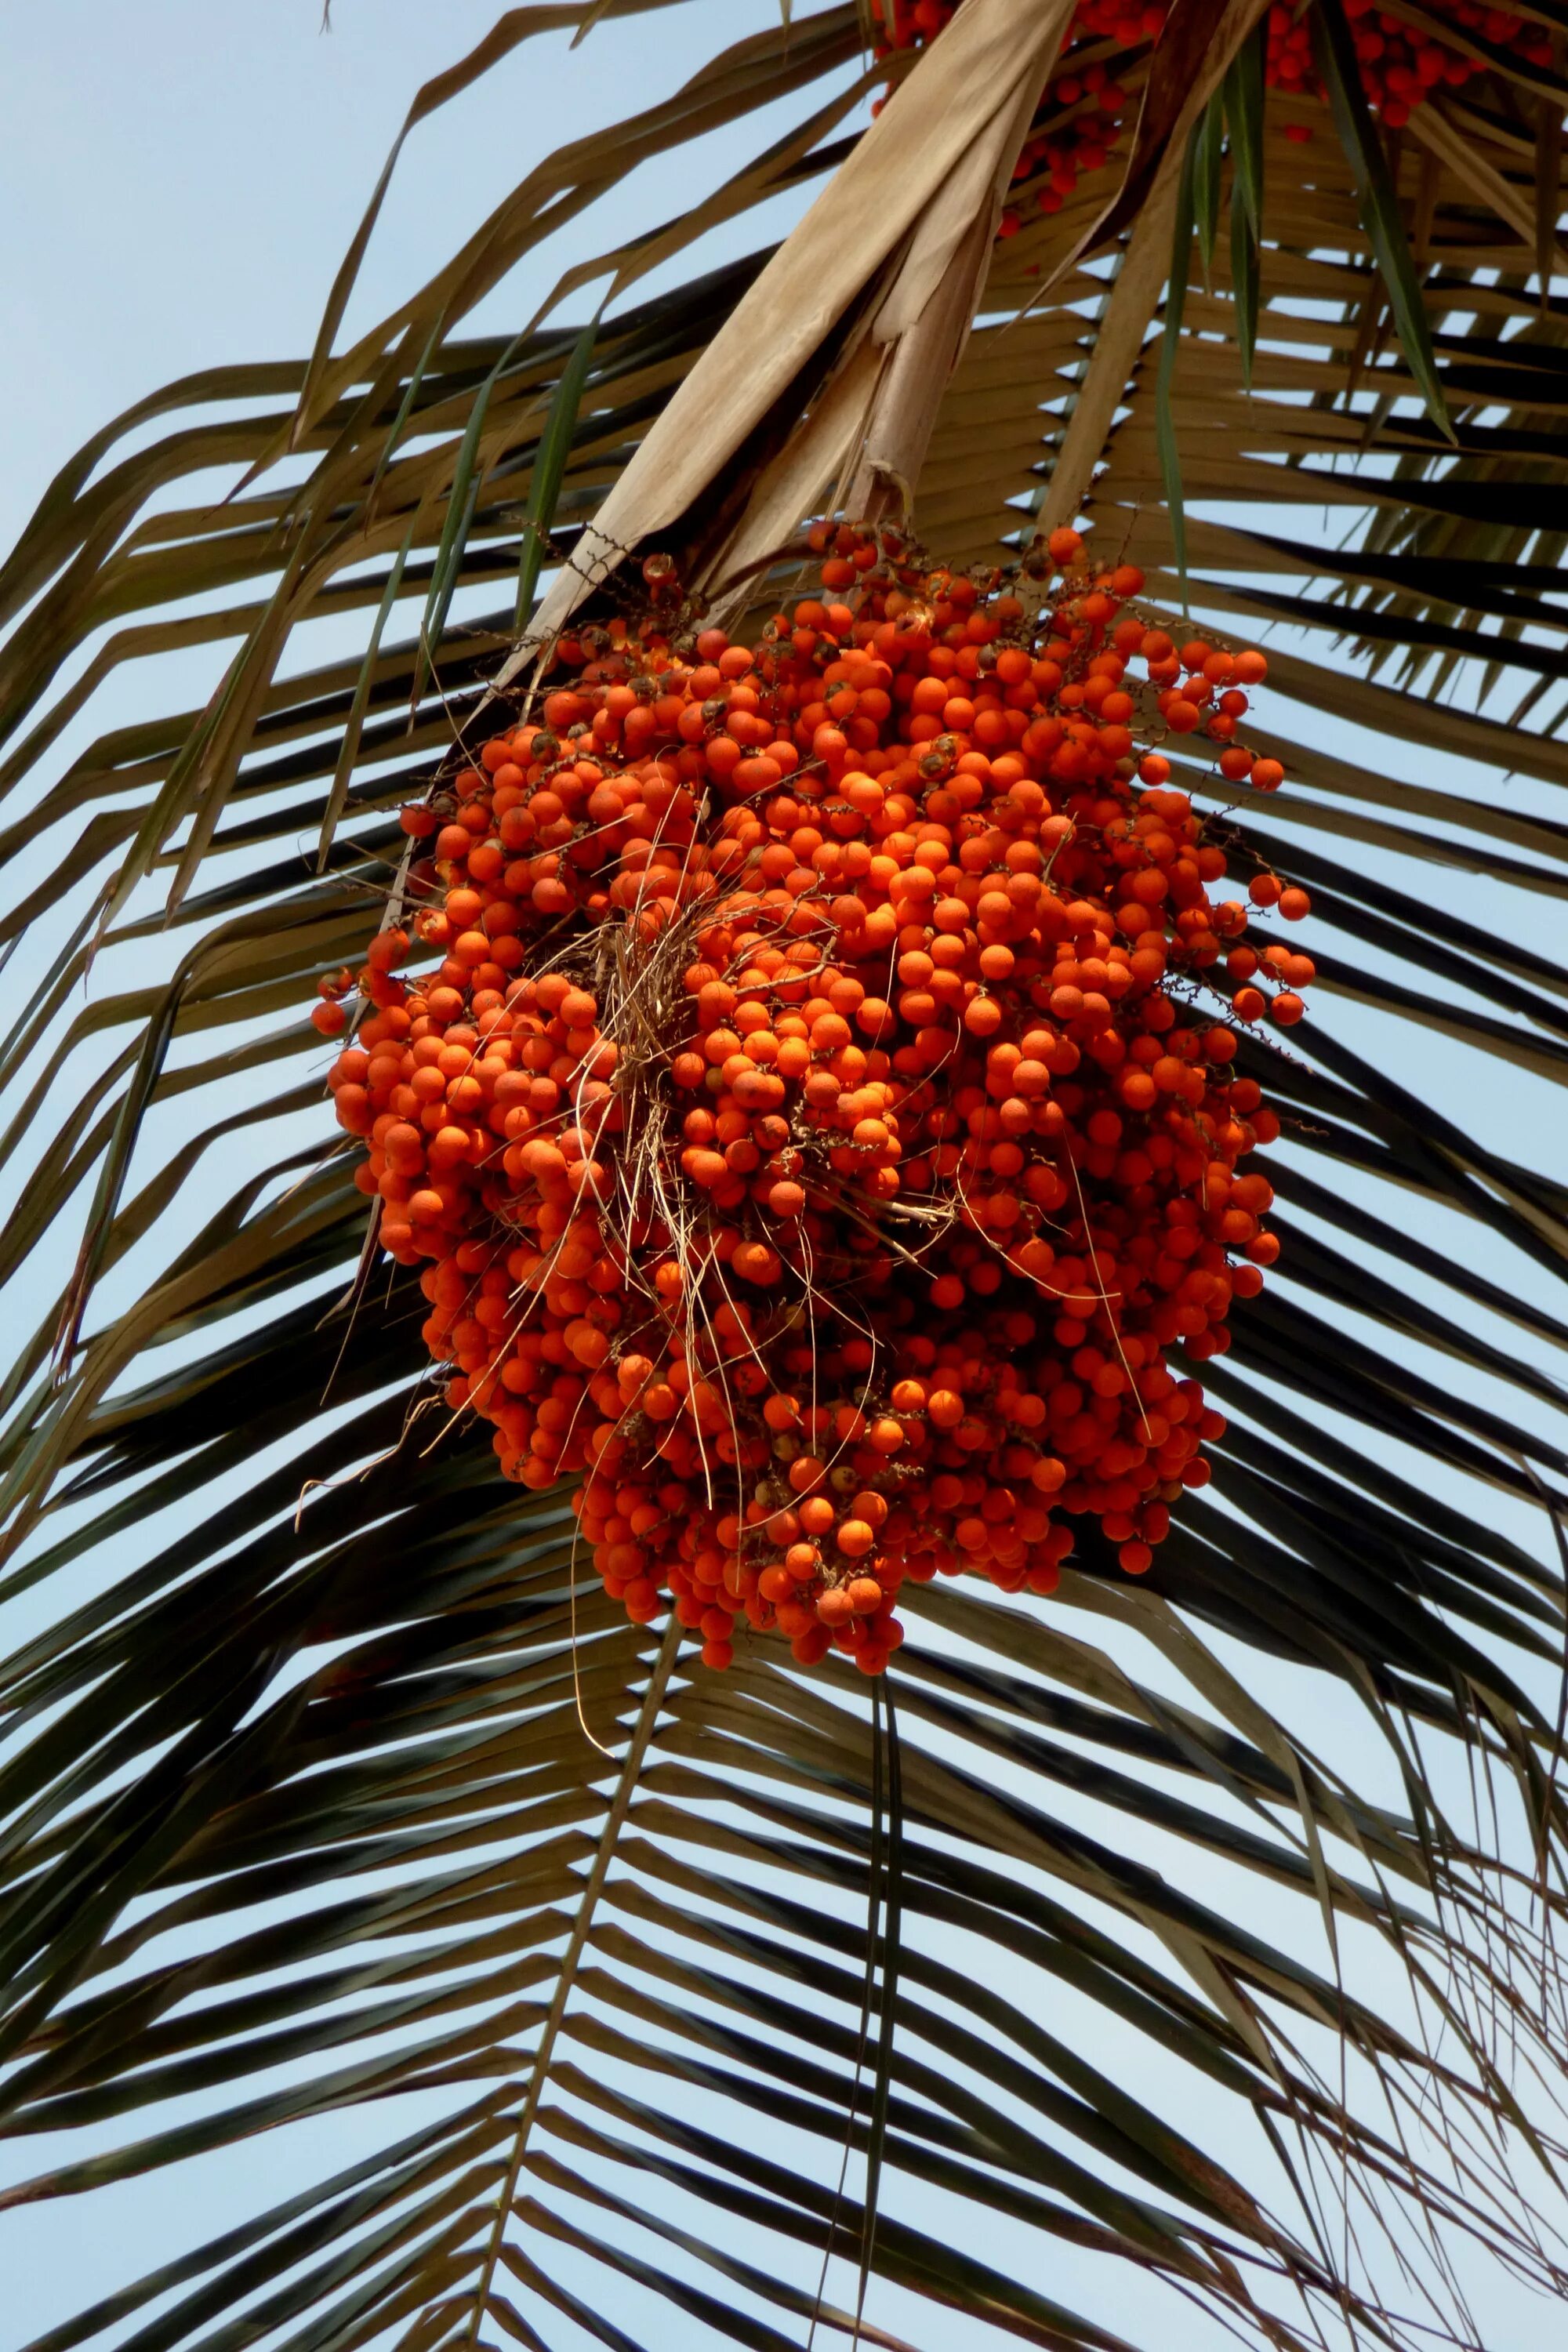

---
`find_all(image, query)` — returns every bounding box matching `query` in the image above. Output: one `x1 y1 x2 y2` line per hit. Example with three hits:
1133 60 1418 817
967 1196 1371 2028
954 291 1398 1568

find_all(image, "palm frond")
3 4 1568 2348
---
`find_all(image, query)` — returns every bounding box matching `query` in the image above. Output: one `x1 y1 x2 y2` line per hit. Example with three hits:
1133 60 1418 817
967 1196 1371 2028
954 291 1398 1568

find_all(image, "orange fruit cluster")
318 524 1310 1677
1271 0 1545 135
1008 24 1137 228
873 0 1544 201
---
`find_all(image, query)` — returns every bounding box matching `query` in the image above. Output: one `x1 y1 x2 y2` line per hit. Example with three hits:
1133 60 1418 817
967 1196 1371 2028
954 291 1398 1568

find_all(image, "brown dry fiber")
709 6 1065 584
842 43 1060 521
515 0 1075 662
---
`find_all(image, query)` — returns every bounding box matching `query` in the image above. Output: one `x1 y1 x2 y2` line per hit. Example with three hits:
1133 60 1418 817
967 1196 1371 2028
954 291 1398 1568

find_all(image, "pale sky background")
3 8 1568 2351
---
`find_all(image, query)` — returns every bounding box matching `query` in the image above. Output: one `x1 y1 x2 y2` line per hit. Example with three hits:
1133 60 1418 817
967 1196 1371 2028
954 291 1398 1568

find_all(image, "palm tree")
3 1 1566 2346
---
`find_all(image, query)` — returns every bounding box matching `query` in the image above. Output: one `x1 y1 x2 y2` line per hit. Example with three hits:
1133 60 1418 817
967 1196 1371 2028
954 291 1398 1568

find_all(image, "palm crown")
2 4 1566 2349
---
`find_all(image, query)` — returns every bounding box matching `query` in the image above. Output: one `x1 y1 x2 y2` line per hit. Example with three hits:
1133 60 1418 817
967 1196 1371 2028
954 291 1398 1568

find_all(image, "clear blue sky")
3 0 826 557
4 10 1567 2351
